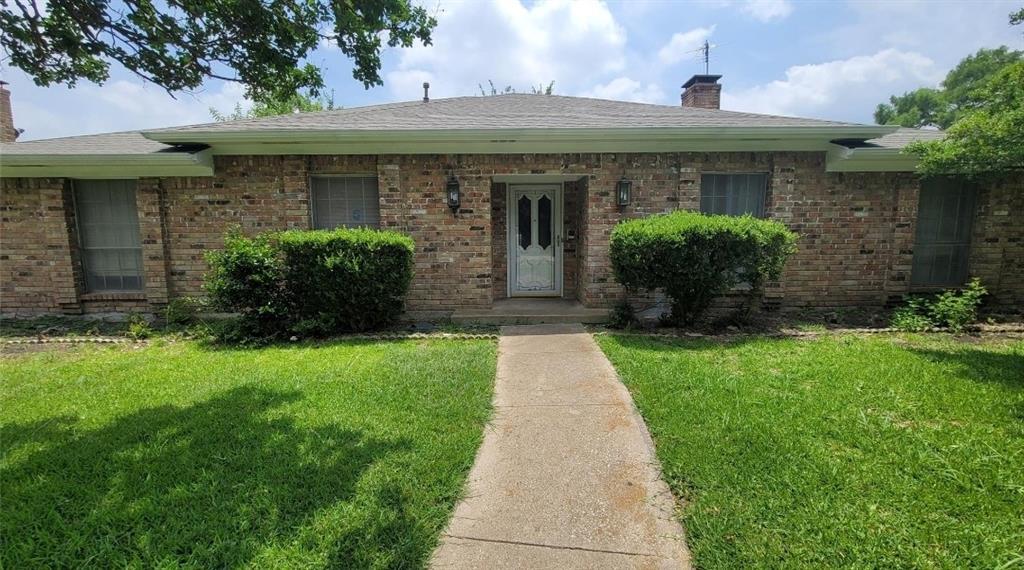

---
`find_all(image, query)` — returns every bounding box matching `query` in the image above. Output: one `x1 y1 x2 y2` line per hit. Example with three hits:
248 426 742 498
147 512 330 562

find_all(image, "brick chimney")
681 74 722 110
1 81 20 142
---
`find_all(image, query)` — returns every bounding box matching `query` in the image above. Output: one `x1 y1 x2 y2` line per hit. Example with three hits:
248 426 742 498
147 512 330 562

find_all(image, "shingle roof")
147 94 863 134
1 131 179 156
862 127 945 149
2 95 897 160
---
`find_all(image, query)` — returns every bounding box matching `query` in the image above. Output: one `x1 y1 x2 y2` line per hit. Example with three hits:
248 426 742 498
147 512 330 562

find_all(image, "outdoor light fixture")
446 174 461 212
616 177 632 207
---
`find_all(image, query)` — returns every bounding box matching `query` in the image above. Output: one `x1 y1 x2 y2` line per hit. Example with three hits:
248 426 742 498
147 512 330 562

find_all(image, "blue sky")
4 0 1023 140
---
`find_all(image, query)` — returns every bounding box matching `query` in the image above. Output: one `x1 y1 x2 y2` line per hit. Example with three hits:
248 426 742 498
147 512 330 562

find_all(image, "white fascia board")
141 125 899 154
825 145 919 172
0 149 214 178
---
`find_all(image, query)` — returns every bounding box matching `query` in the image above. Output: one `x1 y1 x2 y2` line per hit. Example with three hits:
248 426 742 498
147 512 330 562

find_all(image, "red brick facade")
2 152 1021 316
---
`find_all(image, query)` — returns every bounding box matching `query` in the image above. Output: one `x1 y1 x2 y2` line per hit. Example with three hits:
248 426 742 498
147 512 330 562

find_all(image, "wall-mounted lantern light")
446 174 461 212
616 177 632 207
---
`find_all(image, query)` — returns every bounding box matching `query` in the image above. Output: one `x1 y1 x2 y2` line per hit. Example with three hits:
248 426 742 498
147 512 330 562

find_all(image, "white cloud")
657 26 715 65
823 0 1022 62
386 0 627 100
721 49 944 120
581 77 665 103
3 66 249 140
740 0 792 22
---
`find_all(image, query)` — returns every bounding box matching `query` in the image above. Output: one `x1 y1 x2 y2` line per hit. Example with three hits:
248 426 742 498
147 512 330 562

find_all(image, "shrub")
889 278 987 333
203 227 415 340
204 229 286 338
608 299 638 329
164 296 207 326
929 278 987 332
276 228 415 334
126 313 152 340
890 301 932 332
610 211 797 324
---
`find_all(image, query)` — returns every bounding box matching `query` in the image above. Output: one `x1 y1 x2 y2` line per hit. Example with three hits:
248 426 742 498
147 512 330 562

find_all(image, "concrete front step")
451 299 609 326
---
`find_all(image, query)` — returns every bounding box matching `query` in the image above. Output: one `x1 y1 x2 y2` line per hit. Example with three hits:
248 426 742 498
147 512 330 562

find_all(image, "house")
1 76 1021 319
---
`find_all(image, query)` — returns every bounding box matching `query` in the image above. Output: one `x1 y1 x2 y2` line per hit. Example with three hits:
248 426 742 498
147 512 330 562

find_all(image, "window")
700 173 768 217
311 176 380 229
911 178 976 287
73 179 143 292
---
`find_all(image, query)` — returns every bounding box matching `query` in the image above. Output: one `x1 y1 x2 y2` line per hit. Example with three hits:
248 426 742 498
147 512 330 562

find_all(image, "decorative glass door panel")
509 186 560 295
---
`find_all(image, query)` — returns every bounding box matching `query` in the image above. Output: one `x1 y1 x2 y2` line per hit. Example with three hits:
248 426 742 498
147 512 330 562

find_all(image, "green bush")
126 313 152 340
610 211 797 324
890 302 932 332
204 229 286 338
889 279 987 333
608 299 638 329
204 227 415 340
164 296 208 326
277 228 415 334
931 278 987 332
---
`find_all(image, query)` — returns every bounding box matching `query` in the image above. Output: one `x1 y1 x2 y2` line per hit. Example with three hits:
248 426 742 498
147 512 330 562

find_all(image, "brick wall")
2 152 1021 316
1 178 80 315
491 182 508 301
970 176 1024 307
562 180 582 300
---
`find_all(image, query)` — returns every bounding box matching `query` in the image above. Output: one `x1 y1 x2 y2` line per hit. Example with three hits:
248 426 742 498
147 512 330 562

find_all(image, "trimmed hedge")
277 228 415 334
205 227 415 339
204 231 286 338
610 211 797 324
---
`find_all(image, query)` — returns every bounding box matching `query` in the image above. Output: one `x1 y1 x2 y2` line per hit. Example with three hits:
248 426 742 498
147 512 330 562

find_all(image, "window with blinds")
700 173 768 217
911 178 976 287
73 179 144 292
310 176 380 229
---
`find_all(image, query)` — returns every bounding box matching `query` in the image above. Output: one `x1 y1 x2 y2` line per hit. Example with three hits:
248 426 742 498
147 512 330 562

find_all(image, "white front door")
509 184 562 296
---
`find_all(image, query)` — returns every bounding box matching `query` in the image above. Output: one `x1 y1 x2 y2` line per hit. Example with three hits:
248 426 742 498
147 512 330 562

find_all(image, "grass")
1 338 497 568
596 333 1024 569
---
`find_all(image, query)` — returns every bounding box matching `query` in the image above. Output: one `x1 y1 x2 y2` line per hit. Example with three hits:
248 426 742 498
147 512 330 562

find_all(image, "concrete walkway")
431 324 690 569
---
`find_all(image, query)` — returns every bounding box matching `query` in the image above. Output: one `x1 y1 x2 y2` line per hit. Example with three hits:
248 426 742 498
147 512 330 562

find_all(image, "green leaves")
609 211 798 324
204 227 416 340
906 61 1024 178
873 46 1022 129
891 278 988 333
0 0 437 101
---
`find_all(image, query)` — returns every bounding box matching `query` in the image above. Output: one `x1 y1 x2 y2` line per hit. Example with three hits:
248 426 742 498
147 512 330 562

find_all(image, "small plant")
930 278 987 332
608 299 638 329
890 303 932 332
126 313 153 340
889 279 987 333
164 296 206 326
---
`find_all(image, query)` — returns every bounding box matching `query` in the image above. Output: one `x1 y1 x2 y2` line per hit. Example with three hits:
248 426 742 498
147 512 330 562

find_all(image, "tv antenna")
701 40 714 74
684 40 720 74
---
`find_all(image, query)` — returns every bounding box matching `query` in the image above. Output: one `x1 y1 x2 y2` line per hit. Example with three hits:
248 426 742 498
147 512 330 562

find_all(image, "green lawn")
1 339 496 569
596 333 1024 569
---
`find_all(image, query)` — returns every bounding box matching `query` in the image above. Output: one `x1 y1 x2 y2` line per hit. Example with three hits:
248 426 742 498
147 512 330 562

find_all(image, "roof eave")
142 125 897 153
825 145 919 172
0 149 214 178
